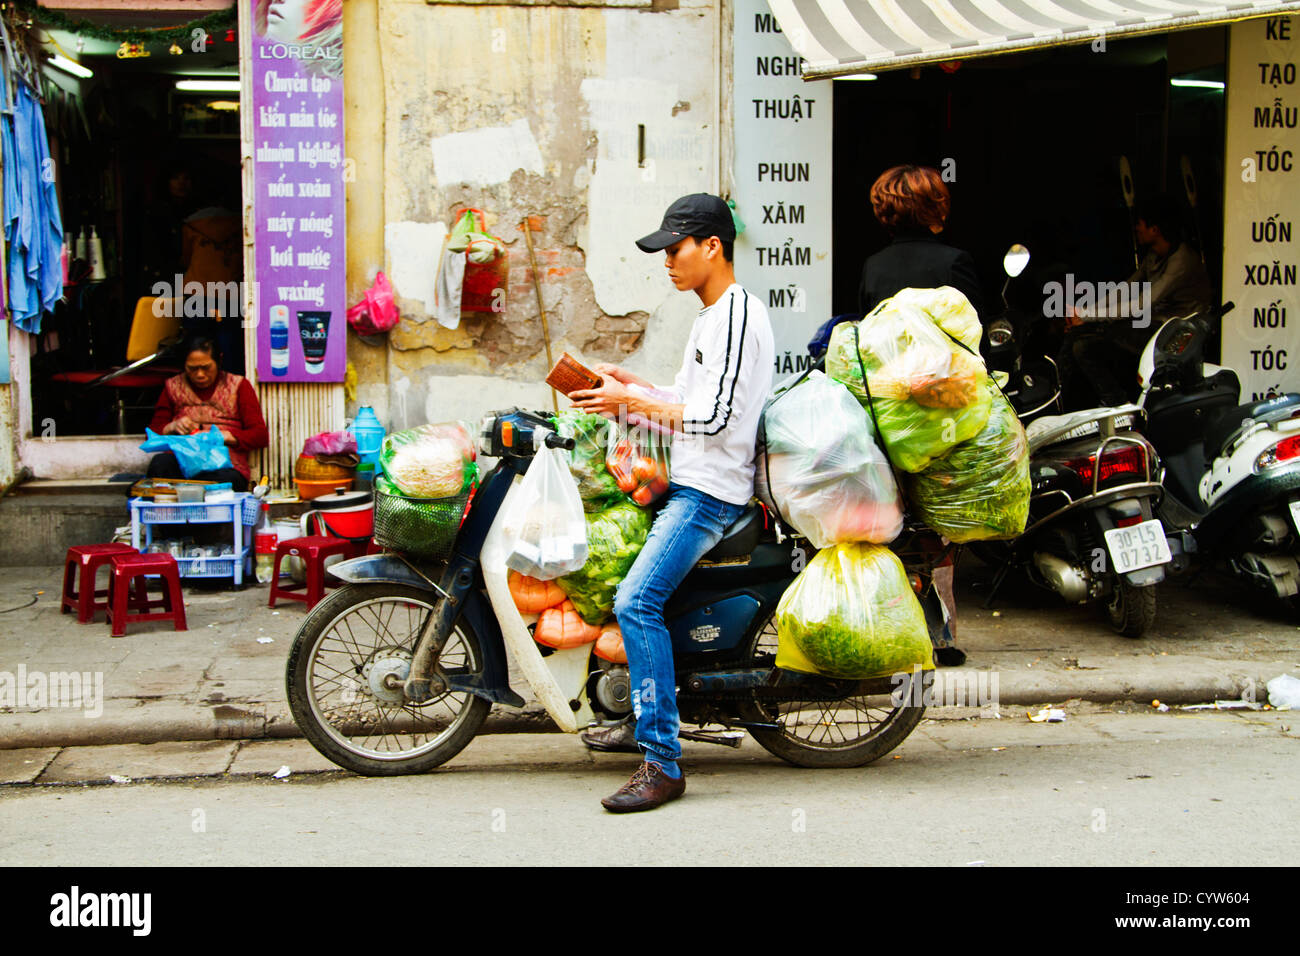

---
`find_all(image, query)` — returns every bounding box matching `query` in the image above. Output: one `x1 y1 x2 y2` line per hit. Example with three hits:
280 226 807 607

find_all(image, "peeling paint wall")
354 0 718 429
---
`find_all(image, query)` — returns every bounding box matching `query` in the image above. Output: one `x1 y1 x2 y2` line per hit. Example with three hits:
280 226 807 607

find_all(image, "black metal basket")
372 484 471 562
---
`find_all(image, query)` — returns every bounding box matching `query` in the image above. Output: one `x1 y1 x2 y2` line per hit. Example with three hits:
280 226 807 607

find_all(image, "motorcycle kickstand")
678 729 746 748
983 561 1011 610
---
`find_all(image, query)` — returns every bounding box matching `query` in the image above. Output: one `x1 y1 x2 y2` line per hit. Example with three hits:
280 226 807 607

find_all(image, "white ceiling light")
49 55 92 79
176 79 240 92
1170 79 1224 90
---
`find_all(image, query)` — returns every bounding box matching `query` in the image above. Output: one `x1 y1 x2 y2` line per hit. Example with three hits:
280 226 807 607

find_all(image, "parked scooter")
979 246 1171 637
1137 302 1300 607
286 408 948 775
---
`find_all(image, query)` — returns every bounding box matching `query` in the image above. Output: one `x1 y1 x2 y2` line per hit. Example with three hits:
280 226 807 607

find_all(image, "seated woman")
146 335 268 492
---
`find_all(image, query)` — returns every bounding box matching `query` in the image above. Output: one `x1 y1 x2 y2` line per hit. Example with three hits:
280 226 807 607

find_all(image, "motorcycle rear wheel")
737 616 926 768
286 584 491 775
1101 577 1156 638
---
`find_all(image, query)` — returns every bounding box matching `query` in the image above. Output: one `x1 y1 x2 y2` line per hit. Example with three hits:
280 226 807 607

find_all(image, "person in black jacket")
858 164 984 321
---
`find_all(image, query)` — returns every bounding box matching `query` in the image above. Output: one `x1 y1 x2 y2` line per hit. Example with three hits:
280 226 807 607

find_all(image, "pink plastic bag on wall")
347 271 400 336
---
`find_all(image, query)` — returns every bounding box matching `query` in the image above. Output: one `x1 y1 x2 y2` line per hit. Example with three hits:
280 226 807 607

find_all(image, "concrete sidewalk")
2 555 1298 751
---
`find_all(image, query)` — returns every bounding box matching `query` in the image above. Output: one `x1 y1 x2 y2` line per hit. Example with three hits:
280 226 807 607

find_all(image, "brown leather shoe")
580 719 640 754
600 762 685 813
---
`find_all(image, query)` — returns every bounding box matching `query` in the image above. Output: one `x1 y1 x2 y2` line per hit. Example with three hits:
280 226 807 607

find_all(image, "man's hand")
592 362 653 389
570 377 635 418
1063 306 1084 331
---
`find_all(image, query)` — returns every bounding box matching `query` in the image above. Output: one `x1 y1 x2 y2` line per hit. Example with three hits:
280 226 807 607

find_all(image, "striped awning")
766 0 1300 77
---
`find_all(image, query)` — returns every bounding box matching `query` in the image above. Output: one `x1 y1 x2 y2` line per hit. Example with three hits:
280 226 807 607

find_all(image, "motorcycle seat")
700 504 763 561
1203 393 1300 463
1025 404 1143 453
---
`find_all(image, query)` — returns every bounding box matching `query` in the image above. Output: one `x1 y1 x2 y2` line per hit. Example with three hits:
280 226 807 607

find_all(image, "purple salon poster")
249 0 345 383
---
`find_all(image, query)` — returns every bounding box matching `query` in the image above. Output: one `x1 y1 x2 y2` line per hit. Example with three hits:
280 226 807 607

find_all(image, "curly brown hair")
869 165 951 234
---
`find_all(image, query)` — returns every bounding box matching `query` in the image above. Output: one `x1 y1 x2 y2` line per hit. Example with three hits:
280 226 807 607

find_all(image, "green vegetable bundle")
827 299 992 473
556 500 653 625
775 543 933 679
552 410 627 512
904 381 1030 542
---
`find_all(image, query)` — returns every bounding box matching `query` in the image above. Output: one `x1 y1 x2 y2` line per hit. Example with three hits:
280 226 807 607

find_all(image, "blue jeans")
613 483 746 768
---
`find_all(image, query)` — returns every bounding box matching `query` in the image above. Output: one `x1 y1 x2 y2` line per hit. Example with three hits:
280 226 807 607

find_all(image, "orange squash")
534 599 602 649
594 622 627 663
508 571 566 614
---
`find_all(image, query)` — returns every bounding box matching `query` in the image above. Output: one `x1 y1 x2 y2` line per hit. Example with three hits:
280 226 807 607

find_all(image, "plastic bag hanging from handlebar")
501 444 589 580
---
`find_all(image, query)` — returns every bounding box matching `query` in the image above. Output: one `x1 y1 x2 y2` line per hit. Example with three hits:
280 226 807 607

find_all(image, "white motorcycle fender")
480 474 595 733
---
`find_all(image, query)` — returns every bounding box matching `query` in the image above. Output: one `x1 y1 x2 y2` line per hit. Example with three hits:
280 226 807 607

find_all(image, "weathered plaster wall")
363 0 718 429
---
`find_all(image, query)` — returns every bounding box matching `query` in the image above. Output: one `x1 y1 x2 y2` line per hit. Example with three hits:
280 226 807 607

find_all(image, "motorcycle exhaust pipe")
1032 552 1090 604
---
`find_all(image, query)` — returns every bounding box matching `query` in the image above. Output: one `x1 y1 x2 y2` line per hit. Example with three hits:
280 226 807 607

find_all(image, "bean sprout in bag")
755 370 903 547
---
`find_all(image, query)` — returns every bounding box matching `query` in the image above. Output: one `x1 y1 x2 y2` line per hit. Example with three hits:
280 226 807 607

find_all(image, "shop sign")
733 0 833 377
248 0 346 383
1222 15 1299 400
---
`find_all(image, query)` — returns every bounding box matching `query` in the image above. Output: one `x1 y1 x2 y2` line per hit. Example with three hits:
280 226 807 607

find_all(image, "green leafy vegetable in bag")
552 410 628 512
775 543 933 679
556 501 653 625
905 382 1030 542
827 300 992 473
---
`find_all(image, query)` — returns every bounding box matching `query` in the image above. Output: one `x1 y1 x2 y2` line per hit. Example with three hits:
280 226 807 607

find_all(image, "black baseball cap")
635 193 736 252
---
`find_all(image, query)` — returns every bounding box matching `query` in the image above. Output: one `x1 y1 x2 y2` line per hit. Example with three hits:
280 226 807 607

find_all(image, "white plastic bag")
502 445 589 580
755 370 903 547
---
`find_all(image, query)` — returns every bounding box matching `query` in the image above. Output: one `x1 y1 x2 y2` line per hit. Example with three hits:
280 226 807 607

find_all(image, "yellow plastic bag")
775 543 933 679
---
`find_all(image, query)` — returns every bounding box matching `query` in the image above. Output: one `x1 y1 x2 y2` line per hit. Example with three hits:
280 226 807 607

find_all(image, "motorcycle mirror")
1003 244 1031 278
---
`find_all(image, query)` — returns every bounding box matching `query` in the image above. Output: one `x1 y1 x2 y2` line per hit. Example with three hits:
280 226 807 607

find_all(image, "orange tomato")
632 456 657 483
631 485 654 506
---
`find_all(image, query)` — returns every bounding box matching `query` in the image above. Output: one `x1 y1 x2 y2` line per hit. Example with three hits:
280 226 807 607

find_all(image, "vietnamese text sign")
249 0 346 383
1222 15 1299 400
733 0 833 377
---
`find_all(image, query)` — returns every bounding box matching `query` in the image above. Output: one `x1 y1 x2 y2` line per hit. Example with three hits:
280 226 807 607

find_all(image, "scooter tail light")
1256 435 1300 470
1059 445 1147 486
1116 514 1143 528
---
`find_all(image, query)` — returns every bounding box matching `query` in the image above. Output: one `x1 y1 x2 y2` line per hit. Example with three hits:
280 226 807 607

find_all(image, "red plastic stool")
105 553 188 637
268 536 353 611
62 543 139 623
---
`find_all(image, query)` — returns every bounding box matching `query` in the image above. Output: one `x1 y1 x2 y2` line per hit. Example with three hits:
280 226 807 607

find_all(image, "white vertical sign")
733 0 834 377
1222 15 1300 401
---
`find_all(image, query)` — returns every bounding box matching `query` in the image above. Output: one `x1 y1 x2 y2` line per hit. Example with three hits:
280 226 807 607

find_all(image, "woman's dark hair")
183 334 221 363
869 165 951 234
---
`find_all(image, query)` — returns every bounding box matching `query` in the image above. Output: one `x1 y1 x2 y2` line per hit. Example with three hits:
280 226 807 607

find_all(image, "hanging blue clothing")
2 68 63 333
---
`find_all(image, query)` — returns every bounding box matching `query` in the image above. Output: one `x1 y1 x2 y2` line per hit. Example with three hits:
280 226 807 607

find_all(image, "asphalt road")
2 708 1295 867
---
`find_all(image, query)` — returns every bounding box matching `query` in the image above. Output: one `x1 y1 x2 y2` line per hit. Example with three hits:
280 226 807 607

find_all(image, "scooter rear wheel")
738 616 926 768
286 584 491 775
1101 577 1157 638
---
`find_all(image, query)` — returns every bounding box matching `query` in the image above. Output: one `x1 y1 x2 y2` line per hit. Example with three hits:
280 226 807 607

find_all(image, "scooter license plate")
1104 519 1172 574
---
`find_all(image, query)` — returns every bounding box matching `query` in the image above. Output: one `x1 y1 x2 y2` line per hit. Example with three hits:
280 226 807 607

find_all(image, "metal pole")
520 217 558 415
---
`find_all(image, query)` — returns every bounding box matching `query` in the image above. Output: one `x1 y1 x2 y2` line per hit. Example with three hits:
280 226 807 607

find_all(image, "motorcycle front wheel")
286 584 491 775
737 615 926 769
1101 577 1157 638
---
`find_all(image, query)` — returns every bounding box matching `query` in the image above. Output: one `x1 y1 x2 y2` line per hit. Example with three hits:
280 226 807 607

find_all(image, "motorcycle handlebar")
545 431 576 451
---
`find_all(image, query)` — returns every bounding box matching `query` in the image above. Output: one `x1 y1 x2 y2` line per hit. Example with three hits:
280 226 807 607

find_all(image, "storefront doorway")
7 2 244 478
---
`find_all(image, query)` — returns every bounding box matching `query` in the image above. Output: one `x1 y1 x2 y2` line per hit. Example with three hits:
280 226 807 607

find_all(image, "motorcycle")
978 246 1172 637
285 408 946 775
1137 302 1300 607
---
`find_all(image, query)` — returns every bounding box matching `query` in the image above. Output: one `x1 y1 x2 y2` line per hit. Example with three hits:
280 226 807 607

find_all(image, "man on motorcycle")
569 193 775 812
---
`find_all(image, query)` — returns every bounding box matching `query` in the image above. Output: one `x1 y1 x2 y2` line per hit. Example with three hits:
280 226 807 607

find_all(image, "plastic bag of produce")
379 422 476 498
827 303 992 472
905 381 1030 542
775 543 933 679
552 409 626 511
606 423 671 508
755 370 903 547
501 445 589 580
888 286 982 353
556 500 653 624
